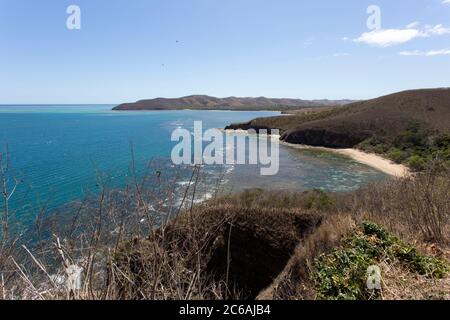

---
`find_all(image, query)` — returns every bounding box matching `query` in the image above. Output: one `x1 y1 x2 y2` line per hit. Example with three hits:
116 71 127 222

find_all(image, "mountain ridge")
112 95 355 111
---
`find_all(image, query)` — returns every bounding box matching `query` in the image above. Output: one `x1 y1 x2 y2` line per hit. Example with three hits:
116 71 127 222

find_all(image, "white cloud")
443 0 450 4
399 49 450 56
399 50 422 56
354 28 425 47
426 49 450 56
424 24 450 35
353 24 450 47
406 21 420 29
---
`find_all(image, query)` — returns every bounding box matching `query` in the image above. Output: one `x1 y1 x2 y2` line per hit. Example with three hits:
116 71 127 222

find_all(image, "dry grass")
380 259 450 300
0 157 222 300
115 203 322 300
258 214 356 300
0 149 449 300
347 165 450 244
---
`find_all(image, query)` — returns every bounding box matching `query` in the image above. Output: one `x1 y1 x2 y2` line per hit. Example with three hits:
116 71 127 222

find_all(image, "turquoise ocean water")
0 105 388 224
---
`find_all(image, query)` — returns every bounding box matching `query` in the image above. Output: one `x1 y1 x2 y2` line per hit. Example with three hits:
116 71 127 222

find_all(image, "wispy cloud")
399 49 450 56
333 53 350 57
443 0 450 4
424 24 450 35
399 50 422 56
406 21 420 29
353 24 450 47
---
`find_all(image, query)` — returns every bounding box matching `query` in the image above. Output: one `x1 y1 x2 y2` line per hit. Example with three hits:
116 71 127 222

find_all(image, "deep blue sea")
0 105 388 224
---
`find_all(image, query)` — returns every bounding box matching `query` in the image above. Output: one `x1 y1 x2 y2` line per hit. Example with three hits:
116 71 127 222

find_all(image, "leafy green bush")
313 222 448 300
387 148 408 163
408 155 427 171
314 246 375 300
393 124 429 150
301 189 336 210
393 243 449 278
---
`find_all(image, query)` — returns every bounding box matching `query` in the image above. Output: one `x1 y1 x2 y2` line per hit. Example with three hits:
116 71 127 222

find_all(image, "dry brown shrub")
347 166 450 244
259 214 356 300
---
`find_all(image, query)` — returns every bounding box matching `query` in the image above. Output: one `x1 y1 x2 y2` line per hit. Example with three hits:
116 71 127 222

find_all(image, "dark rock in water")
224 122 275 134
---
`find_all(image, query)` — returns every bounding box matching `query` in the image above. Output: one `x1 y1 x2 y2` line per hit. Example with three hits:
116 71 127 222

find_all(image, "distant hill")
226 88 450 170
112 95 354 111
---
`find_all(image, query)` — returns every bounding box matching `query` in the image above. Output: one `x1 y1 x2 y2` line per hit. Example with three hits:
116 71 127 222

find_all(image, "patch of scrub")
313 222 449 300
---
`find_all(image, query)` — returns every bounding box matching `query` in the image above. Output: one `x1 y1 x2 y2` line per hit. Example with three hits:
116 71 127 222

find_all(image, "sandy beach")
280 141 410 178
222 129 410 178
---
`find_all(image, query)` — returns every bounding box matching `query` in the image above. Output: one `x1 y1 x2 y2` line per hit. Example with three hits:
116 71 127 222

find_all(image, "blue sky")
1 0 450 104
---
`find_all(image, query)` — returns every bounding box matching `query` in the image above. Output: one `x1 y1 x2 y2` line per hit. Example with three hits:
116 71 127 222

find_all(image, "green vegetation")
358 124 450 171
313 222 449 300
300 189 336 211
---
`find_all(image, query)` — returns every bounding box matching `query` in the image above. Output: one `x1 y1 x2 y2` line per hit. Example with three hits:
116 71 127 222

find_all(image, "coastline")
222 129 410 178
280 141 410 178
